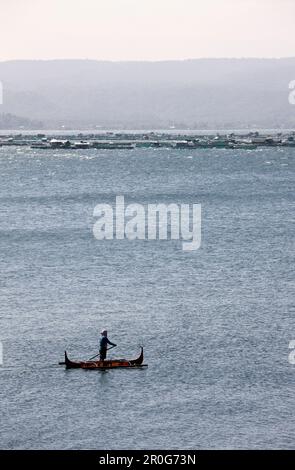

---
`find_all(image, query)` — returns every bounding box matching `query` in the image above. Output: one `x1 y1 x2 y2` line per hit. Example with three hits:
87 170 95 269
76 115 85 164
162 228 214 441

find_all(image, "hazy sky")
1 0 295 61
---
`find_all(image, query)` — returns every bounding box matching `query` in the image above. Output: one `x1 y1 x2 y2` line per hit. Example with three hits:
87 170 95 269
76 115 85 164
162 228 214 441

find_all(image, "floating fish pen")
1 132 295 150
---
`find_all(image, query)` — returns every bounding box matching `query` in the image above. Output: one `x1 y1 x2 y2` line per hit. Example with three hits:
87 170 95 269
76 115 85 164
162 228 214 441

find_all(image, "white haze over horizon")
0 0 295 61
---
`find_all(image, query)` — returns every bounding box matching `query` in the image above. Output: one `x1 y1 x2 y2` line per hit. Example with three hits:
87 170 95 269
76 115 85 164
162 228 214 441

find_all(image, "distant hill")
0 59 294 129
0 113 43 130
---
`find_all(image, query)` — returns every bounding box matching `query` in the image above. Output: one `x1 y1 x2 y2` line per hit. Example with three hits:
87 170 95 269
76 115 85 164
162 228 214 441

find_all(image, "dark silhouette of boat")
61 347 147 369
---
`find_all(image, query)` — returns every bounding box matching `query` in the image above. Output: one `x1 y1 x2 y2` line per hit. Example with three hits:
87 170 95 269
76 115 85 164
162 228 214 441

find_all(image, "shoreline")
1 130 295 150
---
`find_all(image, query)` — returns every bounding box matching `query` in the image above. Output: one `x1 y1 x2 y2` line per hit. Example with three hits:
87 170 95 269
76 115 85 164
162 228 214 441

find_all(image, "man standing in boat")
99 329 116 361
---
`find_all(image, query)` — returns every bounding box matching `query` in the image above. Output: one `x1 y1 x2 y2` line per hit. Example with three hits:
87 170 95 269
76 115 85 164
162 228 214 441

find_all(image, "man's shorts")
99 349 106 361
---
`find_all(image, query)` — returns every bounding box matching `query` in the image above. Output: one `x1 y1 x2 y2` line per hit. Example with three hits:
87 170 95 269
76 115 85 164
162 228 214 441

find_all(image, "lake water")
0 145 294 449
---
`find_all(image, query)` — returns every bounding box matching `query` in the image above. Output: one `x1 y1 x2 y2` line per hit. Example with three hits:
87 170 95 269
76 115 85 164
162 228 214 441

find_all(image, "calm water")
0 146 294 449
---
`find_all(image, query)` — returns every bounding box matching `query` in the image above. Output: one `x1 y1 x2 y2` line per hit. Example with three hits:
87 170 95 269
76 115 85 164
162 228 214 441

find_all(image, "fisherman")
99 329 116 361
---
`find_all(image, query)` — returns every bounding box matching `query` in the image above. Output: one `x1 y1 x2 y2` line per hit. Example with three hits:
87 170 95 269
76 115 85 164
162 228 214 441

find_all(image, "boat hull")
63 347 146 369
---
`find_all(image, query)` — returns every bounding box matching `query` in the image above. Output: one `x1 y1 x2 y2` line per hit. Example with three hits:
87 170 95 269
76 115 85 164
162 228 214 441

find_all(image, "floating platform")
1 132 295 150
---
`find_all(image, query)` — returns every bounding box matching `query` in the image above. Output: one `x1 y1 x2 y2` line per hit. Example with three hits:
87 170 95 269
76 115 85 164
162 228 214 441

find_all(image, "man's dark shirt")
100 336 115 351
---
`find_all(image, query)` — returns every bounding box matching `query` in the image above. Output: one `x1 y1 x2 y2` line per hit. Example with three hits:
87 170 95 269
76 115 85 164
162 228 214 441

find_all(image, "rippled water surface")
0 146 294 449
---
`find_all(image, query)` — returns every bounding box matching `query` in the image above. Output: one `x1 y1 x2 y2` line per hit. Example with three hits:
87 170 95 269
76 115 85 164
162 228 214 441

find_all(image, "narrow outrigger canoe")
61 347 147 370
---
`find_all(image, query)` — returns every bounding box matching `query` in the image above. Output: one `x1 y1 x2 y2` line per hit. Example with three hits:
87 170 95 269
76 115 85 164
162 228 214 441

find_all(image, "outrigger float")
60 347 147 370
